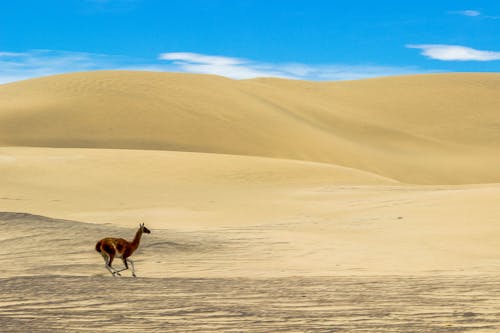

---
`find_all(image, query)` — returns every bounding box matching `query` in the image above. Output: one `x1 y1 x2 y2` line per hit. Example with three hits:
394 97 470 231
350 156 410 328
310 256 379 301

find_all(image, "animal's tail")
95 240 102 253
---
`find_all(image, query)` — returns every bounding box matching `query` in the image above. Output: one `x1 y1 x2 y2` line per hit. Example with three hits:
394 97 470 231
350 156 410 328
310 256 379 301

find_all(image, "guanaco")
95 223 151 277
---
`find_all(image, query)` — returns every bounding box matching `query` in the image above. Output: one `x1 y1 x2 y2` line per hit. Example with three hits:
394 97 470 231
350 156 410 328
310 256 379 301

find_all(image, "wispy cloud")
158 52 421 81
0 50 136 84
450 10 481 17
0 49 425 84
0 51 26 57
407 44 500 61
158 52 295 79
449 9 500 20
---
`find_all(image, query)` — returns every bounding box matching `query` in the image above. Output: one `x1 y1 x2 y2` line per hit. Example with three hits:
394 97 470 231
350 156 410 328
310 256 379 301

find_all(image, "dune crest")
3 73 500 330
1 71 499 184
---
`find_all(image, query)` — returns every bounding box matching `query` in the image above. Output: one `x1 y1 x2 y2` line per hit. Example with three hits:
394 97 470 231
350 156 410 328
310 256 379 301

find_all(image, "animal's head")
140 223 151 234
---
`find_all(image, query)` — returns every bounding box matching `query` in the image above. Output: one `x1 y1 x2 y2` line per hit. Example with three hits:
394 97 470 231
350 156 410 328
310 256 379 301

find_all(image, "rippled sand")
2 72 500 332
2 275 500 332
1 212 500 332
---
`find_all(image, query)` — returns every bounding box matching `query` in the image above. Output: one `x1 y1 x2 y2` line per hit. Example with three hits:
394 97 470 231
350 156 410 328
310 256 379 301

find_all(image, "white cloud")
450 10 481 17
0 49 181 84
158 52 421 81
449 9 500 20
0 50 129 84
407 44 500 61
0 49 425 84
0 52 26 57
159 52 244 66
462 10 481 17
158 52 295 79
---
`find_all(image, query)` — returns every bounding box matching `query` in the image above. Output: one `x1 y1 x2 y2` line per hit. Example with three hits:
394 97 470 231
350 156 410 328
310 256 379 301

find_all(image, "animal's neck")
130 228 143 252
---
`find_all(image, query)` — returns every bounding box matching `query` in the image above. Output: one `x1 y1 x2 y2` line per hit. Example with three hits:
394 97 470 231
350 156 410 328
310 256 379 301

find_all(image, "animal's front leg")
127 259 136 277
113 258 130 275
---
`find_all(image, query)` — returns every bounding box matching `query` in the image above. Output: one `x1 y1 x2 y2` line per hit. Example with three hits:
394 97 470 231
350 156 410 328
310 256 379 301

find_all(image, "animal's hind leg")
103 253 120 276
102 254 115 275
105 263 116 275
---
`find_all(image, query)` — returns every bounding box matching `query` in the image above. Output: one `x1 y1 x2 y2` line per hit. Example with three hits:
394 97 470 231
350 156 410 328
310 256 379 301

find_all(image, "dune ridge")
3 72 500 331
1 71 499 184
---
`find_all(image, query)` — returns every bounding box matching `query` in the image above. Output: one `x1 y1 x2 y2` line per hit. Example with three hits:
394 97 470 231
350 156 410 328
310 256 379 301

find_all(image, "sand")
1 71 500 331
3 274 500 332
1 71 499 184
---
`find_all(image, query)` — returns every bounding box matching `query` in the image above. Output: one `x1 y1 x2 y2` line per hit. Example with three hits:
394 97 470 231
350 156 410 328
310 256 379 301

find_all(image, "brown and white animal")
95 223 151 277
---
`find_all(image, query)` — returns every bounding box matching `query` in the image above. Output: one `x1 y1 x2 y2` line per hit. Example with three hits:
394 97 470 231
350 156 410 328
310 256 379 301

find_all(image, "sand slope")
2 149 500 277
0 147 394 228
1 71 499 184
2 72 500 330
1 71 500 275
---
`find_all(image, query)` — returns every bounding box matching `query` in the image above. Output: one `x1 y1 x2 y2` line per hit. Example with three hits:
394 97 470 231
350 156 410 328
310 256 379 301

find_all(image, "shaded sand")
1 72 499 184
1 72 500 331
0 146 394 228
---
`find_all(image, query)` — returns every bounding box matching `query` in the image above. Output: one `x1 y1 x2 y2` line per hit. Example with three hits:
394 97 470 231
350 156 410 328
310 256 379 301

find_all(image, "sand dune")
1 71 500 275
2 71 500 331
2 148 500 277
1 71 499 184
0 147 394 228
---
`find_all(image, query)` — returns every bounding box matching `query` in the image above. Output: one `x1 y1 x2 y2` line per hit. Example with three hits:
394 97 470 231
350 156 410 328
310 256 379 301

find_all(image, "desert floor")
1 72 500 331
2 157 500 331
2 274 500 332
2 207 500 332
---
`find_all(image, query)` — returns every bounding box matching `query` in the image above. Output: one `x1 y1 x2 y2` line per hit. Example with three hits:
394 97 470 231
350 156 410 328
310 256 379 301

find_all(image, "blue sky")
1 0 499 83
